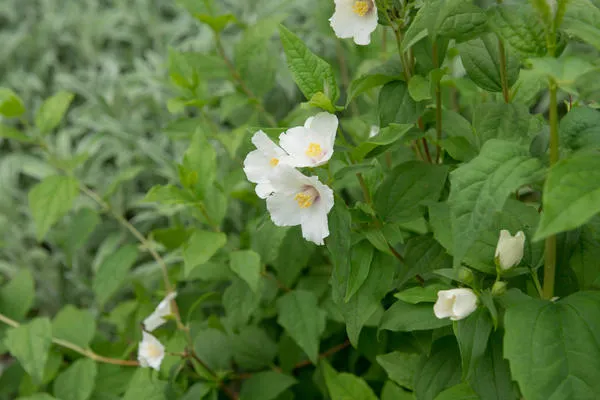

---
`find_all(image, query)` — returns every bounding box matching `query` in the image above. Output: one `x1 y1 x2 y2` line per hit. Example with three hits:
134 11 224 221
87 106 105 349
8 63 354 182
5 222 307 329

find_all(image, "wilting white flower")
243 130 288 198
138 331 165 371
330 0 378 45
279 112 338 168
143 292 177 332
369 125 380 138
266 166 334 245
494 230 525 270
433 288 478 321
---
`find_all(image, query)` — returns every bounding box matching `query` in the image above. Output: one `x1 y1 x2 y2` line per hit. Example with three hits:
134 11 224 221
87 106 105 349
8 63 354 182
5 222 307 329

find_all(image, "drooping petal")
138 331 165 371
143 292 177 332
252 130 287 158
306 112 338 145
243 149 274 183
301 208 329 245
267 192 303 227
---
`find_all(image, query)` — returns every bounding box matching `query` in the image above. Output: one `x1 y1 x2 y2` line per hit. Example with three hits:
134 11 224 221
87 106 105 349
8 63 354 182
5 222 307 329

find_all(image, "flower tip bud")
495 229 526 271
458 267 474 284
491 281 507 296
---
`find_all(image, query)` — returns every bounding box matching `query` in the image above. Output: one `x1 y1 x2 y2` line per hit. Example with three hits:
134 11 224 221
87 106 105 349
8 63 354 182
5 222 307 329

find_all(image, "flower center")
352 0 371 16
305 142 322 158
294 187 319 209
146 343 162 358
269 157 279 167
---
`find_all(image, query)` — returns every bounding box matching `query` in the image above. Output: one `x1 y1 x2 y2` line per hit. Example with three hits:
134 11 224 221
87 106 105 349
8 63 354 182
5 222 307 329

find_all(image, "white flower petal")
300 210 329 245
330 0 378 46
433 292 455 319
255 182 275 199
243 149 273 184
279 113 338 167
495 229 526 270
138 331 165 371
252 130 287 158
143 292 178 332
306 112 338 145
278 127 314 167
433 288 477 321
267 192 303 227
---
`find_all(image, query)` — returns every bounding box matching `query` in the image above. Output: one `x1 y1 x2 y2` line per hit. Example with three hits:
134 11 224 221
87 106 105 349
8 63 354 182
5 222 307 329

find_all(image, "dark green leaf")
93 245 138 307
53 358 97 400
380 300 451 332
0 269 35 321
377 351 421 390
183 230 227 277
52 306 96 349
489 3 547 56
469 331 517 400
229 250 262 293
434 383 479 400
379 81 425 126
123 369 167 400
559 107 600 150
322 361 378 400
414 337 462 400
239 371 296 400
454 308 492 379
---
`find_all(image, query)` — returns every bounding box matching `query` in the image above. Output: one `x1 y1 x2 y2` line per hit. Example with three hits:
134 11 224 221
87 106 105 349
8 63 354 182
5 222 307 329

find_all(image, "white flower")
143 292 177 332
279 112 338 168
266 166 334 245
329 0 378 46
433 288 478 321
494 230 525 270
138 331 165 371
243 130 288 198
369 125 380 138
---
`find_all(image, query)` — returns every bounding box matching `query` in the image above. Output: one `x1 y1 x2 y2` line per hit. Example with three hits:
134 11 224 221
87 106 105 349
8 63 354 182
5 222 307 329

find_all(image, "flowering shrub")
2 0 600 399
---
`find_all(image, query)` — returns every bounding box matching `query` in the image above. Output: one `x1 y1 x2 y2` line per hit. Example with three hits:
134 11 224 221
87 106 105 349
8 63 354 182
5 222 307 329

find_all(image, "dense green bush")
2 0 600 399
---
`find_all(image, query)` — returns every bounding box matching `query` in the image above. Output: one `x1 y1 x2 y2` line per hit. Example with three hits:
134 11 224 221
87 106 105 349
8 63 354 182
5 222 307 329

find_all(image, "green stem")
531 269 544 298
432 43 442 163
543 81 559 300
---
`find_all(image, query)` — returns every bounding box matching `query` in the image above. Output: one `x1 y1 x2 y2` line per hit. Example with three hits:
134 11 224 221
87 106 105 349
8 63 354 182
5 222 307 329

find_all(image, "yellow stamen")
294 193 314 209
305 142 323 158
147 343 162 358
269 157 279 166
352 1 370 16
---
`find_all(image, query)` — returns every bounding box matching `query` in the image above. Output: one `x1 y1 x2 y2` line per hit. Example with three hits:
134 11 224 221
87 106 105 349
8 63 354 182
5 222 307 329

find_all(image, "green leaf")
469 331 517 400
375 161 448 223
193 328 232 372
336 252 396 346
536 152 600 239
347 73 400 106
0 269 35 321
327 201 352 283
223 278 260 330
278 25 338 102
93 245 138 307
436 0 487 42
414 337 462 400
408 75 431 101
394 283 450 304
381 381 415 400
307 92 339 113
28 175 80 241
0 88 25 117
194 13 236 32
34 91 75 134
458 33 520 92
504 292 600 400
239 371 296 400
559 107 600 150
351 124 413 162
5 318 53 384
231 326 277 370
434 383 479 400
562 0 600 51
0 124 32 142
379 300 452 332
65 208 100 256
331 240 373 303
449 140 544 265
183 230 227 277
570 217 600 289
489 3 547 56
181 383 212 400
53 358 97 400
182 130 217 198
123 369 167 400
400 235 452 285
379 81 425 126
16 395 58 400
229 250 262 293
274 227 315 287
52 306 96 349
528 57 598 94
377 351 421 390
472 102 533 146
454 308 493 380
276 290 326 364
322 361 378 400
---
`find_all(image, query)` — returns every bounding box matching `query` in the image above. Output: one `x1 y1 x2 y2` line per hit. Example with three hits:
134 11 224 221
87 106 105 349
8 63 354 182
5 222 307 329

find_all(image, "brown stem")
293 340 351 370
214 32 277 127
421 138 433 163
356 173 372 205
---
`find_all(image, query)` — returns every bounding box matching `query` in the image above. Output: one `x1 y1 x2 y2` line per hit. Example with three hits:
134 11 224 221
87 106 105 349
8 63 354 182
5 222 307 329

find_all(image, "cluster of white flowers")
434 230 525 321
243 113 338 245
137 292 177 371
330 0 379 45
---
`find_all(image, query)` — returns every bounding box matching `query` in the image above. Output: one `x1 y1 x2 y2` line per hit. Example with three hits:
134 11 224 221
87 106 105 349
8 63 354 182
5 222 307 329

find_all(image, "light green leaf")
414 337 462 400
143 184 194 205
183 230 227 277
34 91 75 134
454 308 492 380
347 73 400 106
504 292 600 400
434 383 479 400
436 0 487 42
239 371 296 400
194 13 236 32
377 351 421 390
528 57 598 94
394 283 451 304
375 161 448 223
16 395 58 400
449 140 544 265
5 318 52 384
279 25 338 102
182 130 217 198
458 33 520 92
223 278 259 329
536 152 600 239
0 88 25 117
53 358 97 400
0 269 35 321
229 250 262 293
559 107 600 150
562 0 600 51
322 361 378 400
472 102 533 146
489 3 547 56
0 124 32 142
28 175 80 241
52 306 96 349
307 92 339 113
181 383 212 400
379 81 425 126
65 208 100 256
123 369 167 400
381 381 415 400
93 245 138 307
379 300 452 332
408 75 431 101
276 290 326 364
351 124 413 162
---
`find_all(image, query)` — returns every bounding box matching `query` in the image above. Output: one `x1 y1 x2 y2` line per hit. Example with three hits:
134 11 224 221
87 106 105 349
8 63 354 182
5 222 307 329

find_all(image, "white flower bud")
433 288 478 321
143 292 177 332
138 331 165 371
494 230 525 270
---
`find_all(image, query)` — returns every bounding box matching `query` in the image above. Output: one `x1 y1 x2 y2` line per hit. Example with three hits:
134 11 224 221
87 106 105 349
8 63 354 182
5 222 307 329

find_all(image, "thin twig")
0 313 139 366
293 340 351 370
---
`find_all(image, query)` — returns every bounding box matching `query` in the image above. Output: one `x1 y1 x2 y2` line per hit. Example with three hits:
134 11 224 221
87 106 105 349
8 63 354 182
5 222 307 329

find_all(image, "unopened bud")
491 281 508 296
